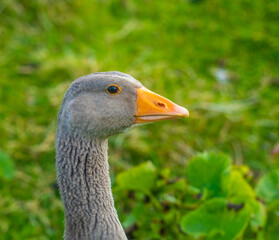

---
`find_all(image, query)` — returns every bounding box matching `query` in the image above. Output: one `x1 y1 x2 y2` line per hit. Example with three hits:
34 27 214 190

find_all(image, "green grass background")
0 0 278 239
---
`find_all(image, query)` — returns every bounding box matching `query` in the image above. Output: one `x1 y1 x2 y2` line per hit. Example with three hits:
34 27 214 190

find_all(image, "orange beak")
134 87 189 124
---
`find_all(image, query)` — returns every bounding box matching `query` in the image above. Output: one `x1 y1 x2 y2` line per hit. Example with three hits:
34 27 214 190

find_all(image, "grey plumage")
56 72 142 240
57 72 142 139
56 135 125 240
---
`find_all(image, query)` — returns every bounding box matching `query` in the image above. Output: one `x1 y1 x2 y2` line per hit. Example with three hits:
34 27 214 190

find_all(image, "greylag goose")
56 71 189 240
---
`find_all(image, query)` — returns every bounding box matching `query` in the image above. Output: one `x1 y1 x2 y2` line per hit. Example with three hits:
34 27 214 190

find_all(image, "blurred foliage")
116 161 157 192
0 0 279 239
115 152 279 240
0 150 14 180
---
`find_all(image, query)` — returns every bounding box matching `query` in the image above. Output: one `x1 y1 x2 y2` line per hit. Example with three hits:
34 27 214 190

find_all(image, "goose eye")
107 85 121 95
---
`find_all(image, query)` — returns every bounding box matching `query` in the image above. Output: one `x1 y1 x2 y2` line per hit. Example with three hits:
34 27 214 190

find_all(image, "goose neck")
56 132 127 240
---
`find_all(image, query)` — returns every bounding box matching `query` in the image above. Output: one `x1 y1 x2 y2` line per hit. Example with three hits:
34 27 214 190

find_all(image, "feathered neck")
55 131 127 240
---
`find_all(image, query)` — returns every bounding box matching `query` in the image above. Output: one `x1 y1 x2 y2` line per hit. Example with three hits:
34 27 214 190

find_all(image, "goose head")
58 71 189 138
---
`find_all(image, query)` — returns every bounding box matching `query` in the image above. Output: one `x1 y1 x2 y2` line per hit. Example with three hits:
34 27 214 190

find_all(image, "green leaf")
186 185 201 195
228 169 266 232
264 200 279 240
228 169 255 201
180 198 252 240
161 178 187 192
249 200 266 232
186 152 231 198
0 150 15 180
122 203 144 229
116 161 157 192
256 170 279 204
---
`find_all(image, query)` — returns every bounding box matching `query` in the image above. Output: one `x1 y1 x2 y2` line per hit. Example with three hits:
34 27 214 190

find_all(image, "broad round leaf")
186 152 231 198
256 170 279 204
180 198 252 240
116 161 157 191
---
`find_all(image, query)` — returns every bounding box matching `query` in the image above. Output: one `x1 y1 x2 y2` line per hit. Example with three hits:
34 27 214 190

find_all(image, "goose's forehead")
74 72 143 89
97 73 142 87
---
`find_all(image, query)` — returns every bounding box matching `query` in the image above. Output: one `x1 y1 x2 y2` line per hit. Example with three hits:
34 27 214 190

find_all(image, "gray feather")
56 72 142 240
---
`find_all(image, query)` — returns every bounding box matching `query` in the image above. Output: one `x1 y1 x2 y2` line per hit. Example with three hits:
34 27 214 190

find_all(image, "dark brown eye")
107 85 121 95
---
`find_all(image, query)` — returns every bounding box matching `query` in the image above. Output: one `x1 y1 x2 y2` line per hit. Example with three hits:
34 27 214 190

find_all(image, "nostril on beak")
156 102 167 109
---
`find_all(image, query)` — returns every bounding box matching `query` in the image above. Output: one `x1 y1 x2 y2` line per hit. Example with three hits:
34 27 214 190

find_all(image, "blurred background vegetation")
0 0 279 239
